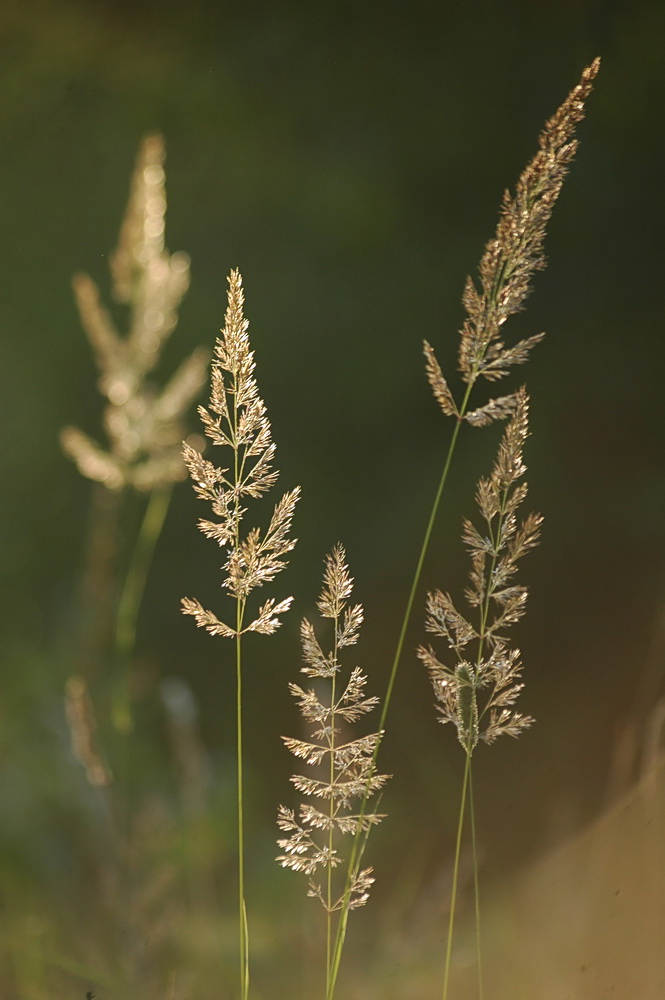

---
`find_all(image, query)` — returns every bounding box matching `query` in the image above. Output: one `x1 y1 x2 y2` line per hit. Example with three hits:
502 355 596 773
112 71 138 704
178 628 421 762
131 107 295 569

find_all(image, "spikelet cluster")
64 675 112 788
181 269 299 637
277 545 388 911
61 134 209 491
424 59 600 430
418 389 541 752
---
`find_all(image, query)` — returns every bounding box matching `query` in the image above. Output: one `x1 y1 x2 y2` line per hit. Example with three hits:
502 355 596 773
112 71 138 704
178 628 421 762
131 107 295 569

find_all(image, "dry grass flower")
302 63 599 1000
182 268 299 1000
61 134 209 493
181 268 300 639
277 544 387 997
377 63 600 810
424 58 600 428
418 388 540 753
61 134 211 736
418 387 542 1000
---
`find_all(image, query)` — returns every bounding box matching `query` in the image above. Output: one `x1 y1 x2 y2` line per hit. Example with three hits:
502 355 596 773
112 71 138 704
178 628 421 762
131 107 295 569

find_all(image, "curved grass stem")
329 56 599 997
328 385 474 997
326 628 339 994
237 625 249 1000
112 484 173 733
443 752 470 1000
379 381 472 735
468 758 484 1000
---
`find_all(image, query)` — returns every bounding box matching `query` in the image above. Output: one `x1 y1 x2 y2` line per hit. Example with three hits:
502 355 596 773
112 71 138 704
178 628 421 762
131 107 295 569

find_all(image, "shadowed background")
0 1 664 997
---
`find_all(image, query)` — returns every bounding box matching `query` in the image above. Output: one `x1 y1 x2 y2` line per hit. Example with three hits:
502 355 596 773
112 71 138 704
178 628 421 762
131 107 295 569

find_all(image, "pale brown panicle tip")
424 59 600 429
181 270 299 639
62 134 208 492
277 546 387 912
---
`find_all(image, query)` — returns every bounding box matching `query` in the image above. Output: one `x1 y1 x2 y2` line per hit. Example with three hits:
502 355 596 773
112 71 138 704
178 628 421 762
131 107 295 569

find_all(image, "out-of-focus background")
1 1 664 998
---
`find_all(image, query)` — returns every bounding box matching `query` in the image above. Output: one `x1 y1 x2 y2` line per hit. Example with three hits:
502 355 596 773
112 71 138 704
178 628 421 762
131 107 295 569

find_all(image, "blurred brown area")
0 0 663 996
346 751 665 999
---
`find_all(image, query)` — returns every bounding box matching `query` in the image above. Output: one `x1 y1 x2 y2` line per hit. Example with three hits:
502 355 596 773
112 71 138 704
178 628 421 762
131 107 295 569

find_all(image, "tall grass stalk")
182 269 299 1000
113 483 173 732
387 55 600 735
277 545 387 1000
62 133 208 732
468 759 484 1000
441 753 483 1000
443 752 470 1000
420 389 541 993
331 57 600 992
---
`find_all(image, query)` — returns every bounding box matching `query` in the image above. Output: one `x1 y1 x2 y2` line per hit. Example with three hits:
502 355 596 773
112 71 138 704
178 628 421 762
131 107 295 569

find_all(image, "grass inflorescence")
58 59 601 1000
181 268 300 1000
277 544 388 998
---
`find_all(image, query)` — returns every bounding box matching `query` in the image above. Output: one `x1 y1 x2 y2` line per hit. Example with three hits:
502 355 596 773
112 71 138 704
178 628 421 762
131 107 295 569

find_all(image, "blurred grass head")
61 133 209 493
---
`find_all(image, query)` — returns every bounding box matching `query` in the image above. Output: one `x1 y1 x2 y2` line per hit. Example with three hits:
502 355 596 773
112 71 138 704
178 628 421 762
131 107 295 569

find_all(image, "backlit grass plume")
417 387 541 999
418 388 540 752
381 59 599 734
61 134 209 733
424 57 600 422
182 268 299 1000
61 133 208 493
277 544 387 999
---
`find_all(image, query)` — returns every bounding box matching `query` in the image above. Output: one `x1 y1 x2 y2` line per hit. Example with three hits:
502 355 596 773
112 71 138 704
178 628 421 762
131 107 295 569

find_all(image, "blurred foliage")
0 0 664 996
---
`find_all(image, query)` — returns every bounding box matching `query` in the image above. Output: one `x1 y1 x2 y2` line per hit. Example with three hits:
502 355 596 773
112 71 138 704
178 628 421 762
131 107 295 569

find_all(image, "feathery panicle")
464 391 520 428
423 340 459 419
277 545 387 917
460 58 599 381
418 389 540 752
424 59 599 426
182 270 299 1000
64 676 112 788
61 134 209 492
181 269 299 637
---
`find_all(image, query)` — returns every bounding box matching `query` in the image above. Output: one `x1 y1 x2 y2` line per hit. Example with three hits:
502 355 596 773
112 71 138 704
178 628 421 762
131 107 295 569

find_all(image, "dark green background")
0 0 663 995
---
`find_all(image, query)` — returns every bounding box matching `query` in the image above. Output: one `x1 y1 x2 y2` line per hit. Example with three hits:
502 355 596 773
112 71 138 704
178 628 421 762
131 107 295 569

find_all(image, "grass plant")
58 134 212 997
311 55 600 998
55 58 603 1000
277 544 388 999
62 133 209 734
418 388 541 998
181 269 300 1000
382 56 600 737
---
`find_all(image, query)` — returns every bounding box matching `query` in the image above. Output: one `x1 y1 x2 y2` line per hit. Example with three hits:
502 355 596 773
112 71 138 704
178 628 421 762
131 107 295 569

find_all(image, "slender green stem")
451 489 509 1000
443 753 470 1000
112 484 173 733
328 898 347 1000
326 624 339 994
115 485 172 656
236 619 249 1000
379 381 472 735
468 759 484 1000
79 483 123 683
326 811 375 1000
231 369 249 1000
328 382 475 995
